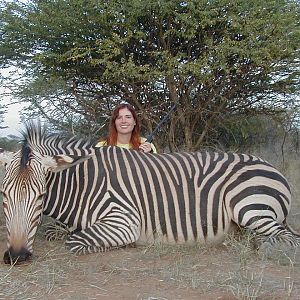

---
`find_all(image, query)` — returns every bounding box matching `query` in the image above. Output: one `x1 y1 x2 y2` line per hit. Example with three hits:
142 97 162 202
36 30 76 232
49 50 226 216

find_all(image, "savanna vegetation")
0 0 299 152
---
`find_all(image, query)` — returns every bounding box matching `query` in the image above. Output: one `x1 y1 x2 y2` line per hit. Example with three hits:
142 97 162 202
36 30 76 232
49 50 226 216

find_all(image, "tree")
0 0 299 151
0 104 6 131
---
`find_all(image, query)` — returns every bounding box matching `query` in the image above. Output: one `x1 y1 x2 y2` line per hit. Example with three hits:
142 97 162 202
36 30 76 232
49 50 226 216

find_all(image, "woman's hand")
139 142 152 153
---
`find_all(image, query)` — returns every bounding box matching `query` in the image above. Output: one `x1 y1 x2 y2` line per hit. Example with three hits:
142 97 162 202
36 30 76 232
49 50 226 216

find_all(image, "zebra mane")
20 120 97 156
20 142 32 168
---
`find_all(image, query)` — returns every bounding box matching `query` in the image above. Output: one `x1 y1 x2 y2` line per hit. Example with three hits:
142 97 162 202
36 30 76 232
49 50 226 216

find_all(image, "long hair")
105 103 141 150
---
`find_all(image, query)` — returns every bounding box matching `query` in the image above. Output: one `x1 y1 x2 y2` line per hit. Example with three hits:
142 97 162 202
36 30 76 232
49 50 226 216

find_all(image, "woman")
96 103 157 153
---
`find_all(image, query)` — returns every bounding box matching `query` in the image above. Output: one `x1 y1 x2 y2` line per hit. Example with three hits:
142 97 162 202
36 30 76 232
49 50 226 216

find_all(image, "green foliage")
0 0 299 150
210 113 300 154
211 115 277 151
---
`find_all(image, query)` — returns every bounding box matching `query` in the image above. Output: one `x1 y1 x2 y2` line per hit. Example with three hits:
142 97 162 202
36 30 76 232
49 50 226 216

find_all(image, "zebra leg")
238 216 300 249
65 207 141 255
44 221 71 241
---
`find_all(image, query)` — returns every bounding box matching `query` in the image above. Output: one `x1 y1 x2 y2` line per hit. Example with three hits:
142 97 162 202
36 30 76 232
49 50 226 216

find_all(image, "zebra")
0 122 299 264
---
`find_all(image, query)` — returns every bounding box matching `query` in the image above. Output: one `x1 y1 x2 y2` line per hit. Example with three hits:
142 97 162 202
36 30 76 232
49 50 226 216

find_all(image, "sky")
1 101 24 137
0 67 24 137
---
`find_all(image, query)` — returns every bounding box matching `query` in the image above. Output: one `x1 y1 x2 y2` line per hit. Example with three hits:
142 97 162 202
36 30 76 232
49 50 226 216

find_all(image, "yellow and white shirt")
96 137 157 153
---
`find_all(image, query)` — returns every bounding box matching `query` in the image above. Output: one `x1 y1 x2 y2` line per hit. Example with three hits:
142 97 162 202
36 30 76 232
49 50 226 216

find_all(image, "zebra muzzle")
3 247 33 265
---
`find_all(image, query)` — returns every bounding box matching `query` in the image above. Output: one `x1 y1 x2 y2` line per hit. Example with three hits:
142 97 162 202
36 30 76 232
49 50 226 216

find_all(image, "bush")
0 137 20 151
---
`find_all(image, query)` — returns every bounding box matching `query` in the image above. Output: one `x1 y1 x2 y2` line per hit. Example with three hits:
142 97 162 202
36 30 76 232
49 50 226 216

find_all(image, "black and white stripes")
0 122 299 263
87 146 296 248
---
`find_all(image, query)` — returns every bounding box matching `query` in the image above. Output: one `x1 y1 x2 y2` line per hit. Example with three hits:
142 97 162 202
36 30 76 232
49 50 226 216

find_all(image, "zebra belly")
135 218 235 245
128 191 234 246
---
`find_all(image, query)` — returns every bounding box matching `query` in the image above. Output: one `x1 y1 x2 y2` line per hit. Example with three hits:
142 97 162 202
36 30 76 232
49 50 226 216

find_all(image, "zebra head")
0 144 88 265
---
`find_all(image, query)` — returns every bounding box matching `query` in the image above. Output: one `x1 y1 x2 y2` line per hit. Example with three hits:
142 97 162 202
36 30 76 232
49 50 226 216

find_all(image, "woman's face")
115 108 136 135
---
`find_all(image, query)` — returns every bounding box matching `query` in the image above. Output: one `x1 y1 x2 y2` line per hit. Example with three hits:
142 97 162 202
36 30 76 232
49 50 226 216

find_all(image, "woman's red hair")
105 103 141 150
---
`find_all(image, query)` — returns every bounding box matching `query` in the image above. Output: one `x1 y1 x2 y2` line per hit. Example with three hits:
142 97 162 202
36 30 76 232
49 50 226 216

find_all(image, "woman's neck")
117 133 131 144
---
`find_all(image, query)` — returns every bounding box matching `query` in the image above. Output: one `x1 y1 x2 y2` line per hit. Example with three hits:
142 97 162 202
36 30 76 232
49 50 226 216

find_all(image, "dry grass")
2 216 300 299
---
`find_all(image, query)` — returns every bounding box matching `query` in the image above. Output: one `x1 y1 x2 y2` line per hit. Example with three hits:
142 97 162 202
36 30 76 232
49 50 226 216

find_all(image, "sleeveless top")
95 137 157 153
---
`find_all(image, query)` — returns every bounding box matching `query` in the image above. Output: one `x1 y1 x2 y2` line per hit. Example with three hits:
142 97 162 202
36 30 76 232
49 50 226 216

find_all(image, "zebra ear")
41 154 92 172
0 149 15 167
